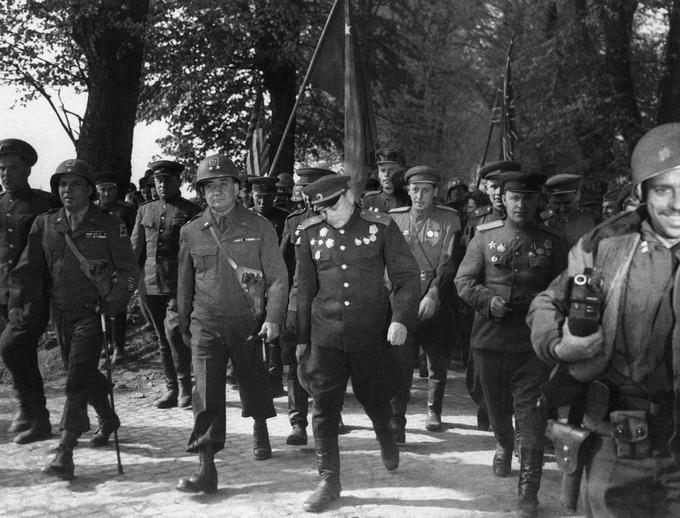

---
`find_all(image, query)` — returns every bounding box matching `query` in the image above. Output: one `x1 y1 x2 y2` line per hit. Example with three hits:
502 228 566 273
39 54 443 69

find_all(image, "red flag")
500 35 517 161
310 0 377 201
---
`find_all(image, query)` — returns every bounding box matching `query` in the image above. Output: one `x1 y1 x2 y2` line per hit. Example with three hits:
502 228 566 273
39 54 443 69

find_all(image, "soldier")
280 167 335 446
617 182 641 213
295 175 420 512
239 175 254 208
601 186 621 221
274 172 296 212
250 175 290 397
131 160 199 408
455 171 566 518
445 176 468 218
541 173 597 249
0 139 57 444
389 166 463 437
528 123 680 517
138 175 153 202
361 147 411 213
95 172 137 364
175 154 287 493
10 159 138 479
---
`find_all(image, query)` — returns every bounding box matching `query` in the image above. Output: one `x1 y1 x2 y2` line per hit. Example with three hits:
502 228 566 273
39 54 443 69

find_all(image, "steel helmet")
631 123 680 187
50 159 97 200
195 154 240 188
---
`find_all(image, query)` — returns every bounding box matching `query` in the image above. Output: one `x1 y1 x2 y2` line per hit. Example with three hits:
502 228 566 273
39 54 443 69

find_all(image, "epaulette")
361 190 382 198
435 204 459 214
540 209 554 221
476 220 504 232
470 205 492 219
285 207 307 220
581 205 645 253
360 210 391 226
388 206 410 214
299 215 325 230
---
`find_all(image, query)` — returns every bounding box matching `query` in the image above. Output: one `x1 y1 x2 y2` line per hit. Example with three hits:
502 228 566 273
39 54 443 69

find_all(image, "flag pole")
265 0 342 177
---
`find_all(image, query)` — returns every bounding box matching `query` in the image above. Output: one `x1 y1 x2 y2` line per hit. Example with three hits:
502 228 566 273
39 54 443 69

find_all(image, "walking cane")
99 308 124 475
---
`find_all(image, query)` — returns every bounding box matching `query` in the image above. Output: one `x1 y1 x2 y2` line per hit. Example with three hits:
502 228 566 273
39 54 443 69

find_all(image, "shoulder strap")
64 233 89 265
208 226 239 272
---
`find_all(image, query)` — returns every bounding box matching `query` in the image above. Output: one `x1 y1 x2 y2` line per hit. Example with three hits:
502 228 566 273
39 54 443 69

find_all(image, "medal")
491 255 498 263
497 243 506 252
427 229 434 238
488 241 497 249
536 248 544 255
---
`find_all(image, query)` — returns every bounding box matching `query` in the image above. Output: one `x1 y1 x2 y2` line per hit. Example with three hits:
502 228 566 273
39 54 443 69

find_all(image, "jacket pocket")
190 246 218 280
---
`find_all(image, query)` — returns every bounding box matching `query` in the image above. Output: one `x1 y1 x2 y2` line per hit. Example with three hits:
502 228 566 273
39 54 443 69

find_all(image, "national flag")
246 91 270 177
500 36 517 161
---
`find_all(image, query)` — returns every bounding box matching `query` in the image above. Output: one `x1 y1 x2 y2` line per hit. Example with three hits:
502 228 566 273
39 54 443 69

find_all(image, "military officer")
361 147 411 213
455 171 566 518
541 173 597 249
274 172 296 212
445 176 468 218
279 167 335 446
131 160 199 408
295 175 420 512
239 175 255 208
0 139 57 444
95 172 137 364
250 175 289 396
528 123 680 517
601 186 621 221
175 154 286 493
389 166 463 437
10 159 138 479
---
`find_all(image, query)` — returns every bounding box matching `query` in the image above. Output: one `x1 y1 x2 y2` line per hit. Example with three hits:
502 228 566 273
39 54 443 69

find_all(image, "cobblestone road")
1 361 583 518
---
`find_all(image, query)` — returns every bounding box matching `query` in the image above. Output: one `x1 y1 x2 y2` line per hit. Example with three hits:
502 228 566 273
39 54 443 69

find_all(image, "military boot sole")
253 446 272 460
303 480 341 513
425 413 442 432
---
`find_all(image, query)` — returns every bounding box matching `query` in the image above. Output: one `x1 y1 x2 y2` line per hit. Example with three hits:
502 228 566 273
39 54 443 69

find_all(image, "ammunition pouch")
610 410 651 460
545 420 592 475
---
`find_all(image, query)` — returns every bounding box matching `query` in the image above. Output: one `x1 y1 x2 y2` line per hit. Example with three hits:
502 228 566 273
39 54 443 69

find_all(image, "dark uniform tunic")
541 207 597 250
177 204 288 452
361 189 411 213
10 205 138 433
131 196 199 389
295 207 419 441
388 204 463 421
455 218 566 451
463 204 504 247
0 187 56 426
97 199 136 234
254 205 289 243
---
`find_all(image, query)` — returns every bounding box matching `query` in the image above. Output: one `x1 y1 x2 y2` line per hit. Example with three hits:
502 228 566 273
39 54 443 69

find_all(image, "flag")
246 91 270 177
500 35 517 161
310 0 377 201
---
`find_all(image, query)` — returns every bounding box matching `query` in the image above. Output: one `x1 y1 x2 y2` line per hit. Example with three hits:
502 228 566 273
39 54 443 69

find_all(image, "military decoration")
325 238 334 248
314 250 321 260
354 238 362 246
488 241 497 250
369 224 378 235
490 255 499 263
640 240 649 254
497 243 506 253
319 227 329 237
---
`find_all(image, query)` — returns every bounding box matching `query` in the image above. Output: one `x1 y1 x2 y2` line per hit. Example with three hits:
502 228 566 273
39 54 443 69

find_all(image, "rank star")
325 238 334 248
488 241 497 249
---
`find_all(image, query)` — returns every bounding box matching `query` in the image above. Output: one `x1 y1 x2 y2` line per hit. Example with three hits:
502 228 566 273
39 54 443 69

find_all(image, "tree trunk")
597 0 642 153
71 0 150 197
657 0 680 124
262 62 297 177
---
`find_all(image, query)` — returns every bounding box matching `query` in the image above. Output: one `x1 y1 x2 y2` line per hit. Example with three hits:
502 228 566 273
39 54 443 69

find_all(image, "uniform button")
161 216 165 221
9 244 13 248
7 228 12 232
7 259 12 265
514 251 519 256
513 268 518 273
344 301 350 306
159 229 164 233
340 245 346 251
341 264 347 270
339 229 345 234
343 282 349 288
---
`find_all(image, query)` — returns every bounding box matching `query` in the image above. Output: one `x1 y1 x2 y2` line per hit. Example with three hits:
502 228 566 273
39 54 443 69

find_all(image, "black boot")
178 377 192 408
375 427 399 471
14 408 52 444
177 446 218 493
286 424 308 446
517 448 543 518
493 443 513 477
477 407 490 431
111 346 125 366
43 430 77 480
303 436 341 513
389 417 405 444
425 404 442 432
156 381 178 409
89 392 120 447
253 419 272 460
337 413 349 435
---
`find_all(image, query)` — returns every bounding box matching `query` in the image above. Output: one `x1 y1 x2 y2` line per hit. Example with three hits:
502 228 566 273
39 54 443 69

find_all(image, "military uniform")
464 204 504 246
295 175 420 511
177 203 287 453
10 202 138 446
361 189 411 213
389 201 463 433
0 185 57 442
541 208 597 249
97 199 136 234
132 183 199 406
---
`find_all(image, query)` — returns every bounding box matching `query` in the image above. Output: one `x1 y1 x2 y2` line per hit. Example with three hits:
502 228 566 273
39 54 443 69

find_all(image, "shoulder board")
388 206 410 214
582 206 645 253
476 220 504 232
470 205 492 219
540 209 554 221
361 190 382 198
536 223 563 239
360 210 391 226
299 215 325 230
435 204 459 214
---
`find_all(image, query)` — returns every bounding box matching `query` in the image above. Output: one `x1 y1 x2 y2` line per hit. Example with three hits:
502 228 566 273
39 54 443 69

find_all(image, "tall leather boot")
14 380 52 444
9 404 31 433
374 421 399 471
156 380 178 409
517 448 544 518
178 377 192 408
89 393 120 447
303 436 341 513
253 419 272 460
177 446 218 493
426 374 445 432
286 373 308 445
43 430 78 480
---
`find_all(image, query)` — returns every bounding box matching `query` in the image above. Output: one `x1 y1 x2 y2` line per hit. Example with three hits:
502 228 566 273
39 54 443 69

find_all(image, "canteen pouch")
236 266 266 321
610 410 650 459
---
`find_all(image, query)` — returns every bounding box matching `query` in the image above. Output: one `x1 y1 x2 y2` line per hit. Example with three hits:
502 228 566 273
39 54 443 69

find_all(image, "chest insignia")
640 240 649 254
314 250 321 260
325 238 334 248
490 255 499 263
85 230 107 239
319 227 329 237
369 224 378 235
544 239 552 249
496 243 506 253
488 241 497 250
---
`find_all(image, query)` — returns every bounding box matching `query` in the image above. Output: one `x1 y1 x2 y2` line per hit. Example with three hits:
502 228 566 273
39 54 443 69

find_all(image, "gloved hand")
387 322 407 346
553 319 604 362
259 321 280 342
418 296 437 320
